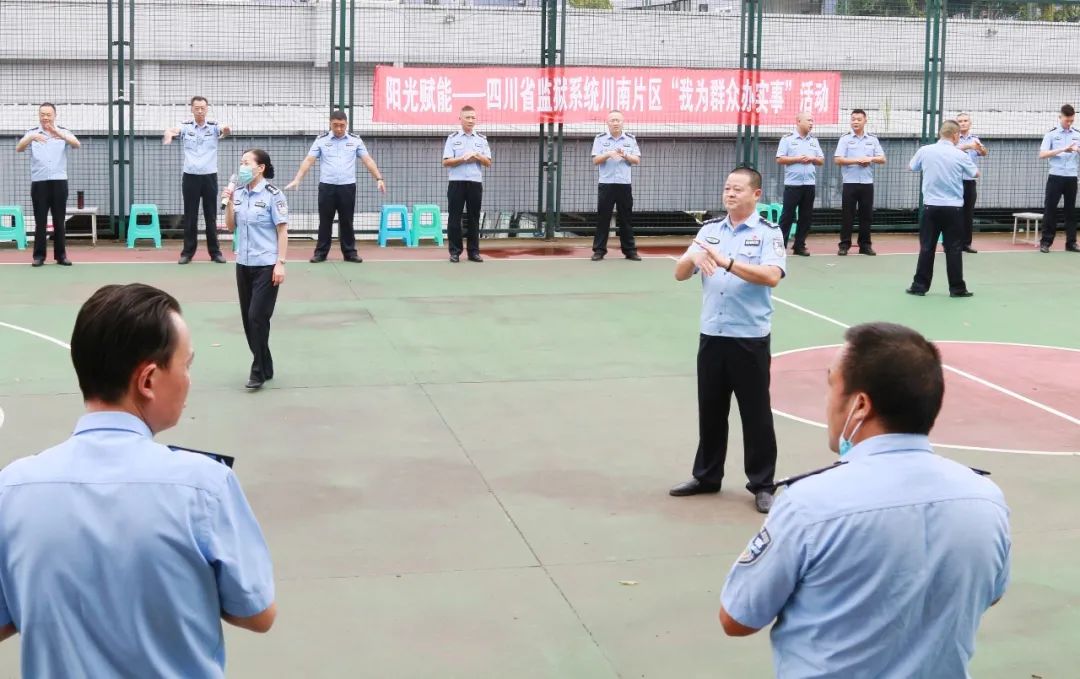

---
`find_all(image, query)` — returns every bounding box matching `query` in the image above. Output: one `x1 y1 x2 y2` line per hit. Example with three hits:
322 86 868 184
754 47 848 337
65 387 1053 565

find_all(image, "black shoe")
950 290 974 298
245 377 265 390
1040 245 1050 253
905 287 927 296
1066 244 1080 253
669 479 721 497
31 258 44 267
624 252 642 261
859 246 877 256
591 252 605 261
178 255 192 265
793 248 810 257
56 258 72 266
754 491 774 514
211 254 226 264
449 254 460 263
963 246 978 254
837 246 849 256
344 254 363 263
467 254 483 263
309 255 327 263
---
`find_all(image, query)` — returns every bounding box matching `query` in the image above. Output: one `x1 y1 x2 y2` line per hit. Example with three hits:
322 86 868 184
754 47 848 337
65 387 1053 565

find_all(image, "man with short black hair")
956 113 987 253
719 322 1011 677
164 96 230 264
669 167 786 514
16 102 80 267
1038 103 1080 253
591 109 641 261
0 283 276 676
834 109 885 256
442 105 491 263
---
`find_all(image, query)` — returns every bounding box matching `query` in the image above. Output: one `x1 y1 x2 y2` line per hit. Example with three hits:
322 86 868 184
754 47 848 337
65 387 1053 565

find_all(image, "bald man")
775 112 824 255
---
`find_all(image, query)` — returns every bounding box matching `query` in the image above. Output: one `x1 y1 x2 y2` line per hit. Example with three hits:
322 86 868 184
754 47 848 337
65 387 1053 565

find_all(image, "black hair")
190 96 208 106
1062 104 1075 117
851 109 867 118
330 110 348 122
245 148 275 180
841 322 944 435
70 284 182 403
39 102 56 113
729 166 762 190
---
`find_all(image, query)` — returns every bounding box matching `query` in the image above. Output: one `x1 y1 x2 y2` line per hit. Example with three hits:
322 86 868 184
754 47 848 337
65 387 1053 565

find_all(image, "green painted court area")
0 241 1077 678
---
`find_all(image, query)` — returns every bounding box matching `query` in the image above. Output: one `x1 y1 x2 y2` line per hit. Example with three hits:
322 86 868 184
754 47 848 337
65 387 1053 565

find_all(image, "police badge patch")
737 527 772 565
276 201 288 216
772 237 785 257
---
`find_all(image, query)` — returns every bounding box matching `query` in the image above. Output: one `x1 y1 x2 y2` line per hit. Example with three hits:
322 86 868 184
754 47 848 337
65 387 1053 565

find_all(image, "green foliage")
569 0 613 9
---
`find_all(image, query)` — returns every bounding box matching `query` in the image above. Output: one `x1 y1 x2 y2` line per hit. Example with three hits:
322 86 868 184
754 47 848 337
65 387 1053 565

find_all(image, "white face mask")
838 398 864 457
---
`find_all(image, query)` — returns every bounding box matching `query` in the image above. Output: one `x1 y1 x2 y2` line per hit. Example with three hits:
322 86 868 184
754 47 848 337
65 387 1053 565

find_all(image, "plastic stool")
378 205 411 247
127 204 162 248
0 205 27 250
410 205 445 246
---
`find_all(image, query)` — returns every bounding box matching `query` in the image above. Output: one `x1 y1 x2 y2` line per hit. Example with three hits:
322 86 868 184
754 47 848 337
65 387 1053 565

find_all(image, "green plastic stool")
410 204 445 246
127 204 162 248
0 205 27 250
765 202 797 240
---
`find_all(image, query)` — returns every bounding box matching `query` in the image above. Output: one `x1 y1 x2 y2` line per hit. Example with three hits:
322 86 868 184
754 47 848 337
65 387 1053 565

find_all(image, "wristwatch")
277 258 286 265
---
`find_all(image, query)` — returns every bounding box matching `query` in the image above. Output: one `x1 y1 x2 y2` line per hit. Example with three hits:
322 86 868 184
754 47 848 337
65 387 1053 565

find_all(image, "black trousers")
779 185 815 248
962 180 977 247
447 180 483 257
30 179 67 261
692 334 777 493
1042 175 1078 248
236 264 279 382
181 173 221 258
911 206 967 294
839 183 874 248
315 182 357 258
593 183 637 255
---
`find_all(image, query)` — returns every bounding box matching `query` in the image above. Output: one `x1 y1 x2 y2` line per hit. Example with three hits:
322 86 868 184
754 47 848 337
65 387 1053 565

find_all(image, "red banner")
373 66 840 125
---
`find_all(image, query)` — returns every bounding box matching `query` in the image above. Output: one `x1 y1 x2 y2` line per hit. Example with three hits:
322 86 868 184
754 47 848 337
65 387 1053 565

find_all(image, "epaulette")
317 131 330 138
781 132 793 138
702 216 726 227
759 218 780 229
349 133 362 139
769 461 847 491
166 444 235 469
624 132 635 138
595 132 606 137
207 120 217 126
266 184 281 195
181 119 194 125
475 132 487 139
447 131 459 139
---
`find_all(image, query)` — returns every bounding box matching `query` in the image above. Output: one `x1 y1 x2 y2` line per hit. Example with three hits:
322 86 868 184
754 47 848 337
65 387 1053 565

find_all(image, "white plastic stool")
1011 212 1041 245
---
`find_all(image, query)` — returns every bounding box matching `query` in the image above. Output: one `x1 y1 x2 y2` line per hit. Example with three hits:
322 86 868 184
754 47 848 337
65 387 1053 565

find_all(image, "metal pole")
330 0 337 114
348 0 355 129
107 0 114 233
551 0 567 237
117 0 126 239
537 0 548 235
338 0 347 112
128 0 135 211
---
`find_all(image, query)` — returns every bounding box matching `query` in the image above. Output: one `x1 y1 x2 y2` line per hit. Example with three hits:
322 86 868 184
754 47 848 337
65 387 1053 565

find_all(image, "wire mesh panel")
943 3 1080 219
0 0 111 241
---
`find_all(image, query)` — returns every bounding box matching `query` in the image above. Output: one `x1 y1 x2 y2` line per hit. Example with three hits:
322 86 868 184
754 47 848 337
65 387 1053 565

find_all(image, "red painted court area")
772 342 1080 454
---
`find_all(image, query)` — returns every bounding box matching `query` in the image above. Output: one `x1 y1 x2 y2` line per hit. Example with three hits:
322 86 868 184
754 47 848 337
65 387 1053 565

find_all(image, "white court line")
0 321 70 349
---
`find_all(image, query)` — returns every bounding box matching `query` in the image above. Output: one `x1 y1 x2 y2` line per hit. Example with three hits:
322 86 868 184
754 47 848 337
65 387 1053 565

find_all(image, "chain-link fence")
2 0 1079 244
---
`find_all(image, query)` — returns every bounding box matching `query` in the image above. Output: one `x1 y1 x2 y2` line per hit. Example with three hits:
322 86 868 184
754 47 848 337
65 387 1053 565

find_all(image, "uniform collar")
793 130 812 140
244 179 268 194
844 433 932 461
192 120 209 129
73 411 153 439
459 129 478 137
721 211 761 233
936 138 955 146
959 132 974 140
1057 125 1074 134
329 132 348 141
607 132 626 141
849 131 867 139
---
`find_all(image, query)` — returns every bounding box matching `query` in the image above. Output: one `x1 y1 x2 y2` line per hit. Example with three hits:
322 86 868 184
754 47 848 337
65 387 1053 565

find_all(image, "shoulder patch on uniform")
266 184 281 195
737 527 772 565
771 461 847 491
772 236 785 257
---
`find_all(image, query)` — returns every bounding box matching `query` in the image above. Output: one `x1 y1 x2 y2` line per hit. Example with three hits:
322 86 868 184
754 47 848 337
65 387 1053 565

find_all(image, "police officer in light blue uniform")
591 110 642 261
164 96 230 264
1037 103 1080 253
669 167 786 514
719 322 1010 679
285 110 385 263
907 120 978 298
15 102 80 266
775 112 823 254
0 283 276 677
834 109 886 256
956 112 988 253
224 149 288 390
443 105 492 263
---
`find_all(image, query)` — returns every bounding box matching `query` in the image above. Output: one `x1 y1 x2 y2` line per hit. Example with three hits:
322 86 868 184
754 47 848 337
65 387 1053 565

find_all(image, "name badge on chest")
744 236 761 247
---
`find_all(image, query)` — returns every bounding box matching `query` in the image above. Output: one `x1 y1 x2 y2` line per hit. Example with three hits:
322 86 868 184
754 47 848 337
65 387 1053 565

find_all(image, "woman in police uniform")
223 148 288 390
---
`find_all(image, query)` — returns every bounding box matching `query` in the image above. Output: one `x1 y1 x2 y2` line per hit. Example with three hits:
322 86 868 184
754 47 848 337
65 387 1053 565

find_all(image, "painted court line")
0 321 71 350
